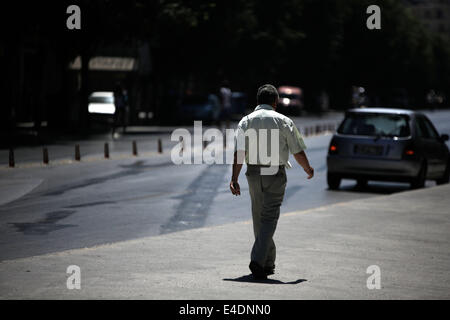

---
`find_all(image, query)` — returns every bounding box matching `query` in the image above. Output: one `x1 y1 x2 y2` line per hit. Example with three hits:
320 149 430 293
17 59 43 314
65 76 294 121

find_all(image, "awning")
69 56 136 71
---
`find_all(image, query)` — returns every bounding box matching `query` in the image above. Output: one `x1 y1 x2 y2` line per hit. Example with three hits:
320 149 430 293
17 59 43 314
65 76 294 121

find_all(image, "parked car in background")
277 86 303 115
88 92 116 115
327 108 450 190
88 91 116 124
178 94 220 123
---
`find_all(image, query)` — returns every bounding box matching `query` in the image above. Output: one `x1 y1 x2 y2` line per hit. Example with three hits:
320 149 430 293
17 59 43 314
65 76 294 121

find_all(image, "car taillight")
329 144 338 155
403 146 416 159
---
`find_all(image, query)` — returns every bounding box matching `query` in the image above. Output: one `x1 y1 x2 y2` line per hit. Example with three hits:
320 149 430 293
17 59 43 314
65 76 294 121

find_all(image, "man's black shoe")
249 261 267 280
264 266 275 275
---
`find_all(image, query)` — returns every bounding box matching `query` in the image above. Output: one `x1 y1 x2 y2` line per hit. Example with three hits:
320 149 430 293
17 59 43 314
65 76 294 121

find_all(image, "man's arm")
230 150 245 195
294 151 314 179
283 120 314 179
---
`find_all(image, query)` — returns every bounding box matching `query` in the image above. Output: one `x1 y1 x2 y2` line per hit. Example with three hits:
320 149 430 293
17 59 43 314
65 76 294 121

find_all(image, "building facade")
405 0 450 39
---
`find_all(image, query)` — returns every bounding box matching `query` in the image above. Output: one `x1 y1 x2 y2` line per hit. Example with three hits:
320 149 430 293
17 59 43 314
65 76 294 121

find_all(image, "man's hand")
230 180 241 196
293 151 314 180
304 166 314 179
230 151 243 196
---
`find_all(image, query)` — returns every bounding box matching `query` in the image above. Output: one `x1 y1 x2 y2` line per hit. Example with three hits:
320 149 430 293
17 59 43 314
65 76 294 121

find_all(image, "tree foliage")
2 0 450 127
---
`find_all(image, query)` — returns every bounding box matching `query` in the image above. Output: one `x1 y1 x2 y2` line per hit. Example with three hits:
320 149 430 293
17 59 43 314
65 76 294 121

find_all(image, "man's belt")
247 164 285 169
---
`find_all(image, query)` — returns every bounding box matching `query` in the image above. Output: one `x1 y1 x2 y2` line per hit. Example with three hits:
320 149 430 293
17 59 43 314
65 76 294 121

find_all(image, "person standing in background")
219 80 232 129
113 82 127 136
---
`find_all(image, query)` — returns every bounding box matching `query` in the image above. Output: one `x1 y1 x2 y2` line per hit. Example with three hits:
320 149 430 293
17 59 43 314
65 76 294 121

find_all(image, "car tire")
411 162 427 189
327 172 341 190
356 179 368 189
436 160 450 185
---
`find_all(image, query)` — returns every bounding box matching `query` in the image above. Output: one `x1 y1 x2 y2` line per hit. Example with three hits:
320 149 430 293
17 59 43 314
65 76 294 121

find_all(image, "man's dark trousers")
246 165 287 269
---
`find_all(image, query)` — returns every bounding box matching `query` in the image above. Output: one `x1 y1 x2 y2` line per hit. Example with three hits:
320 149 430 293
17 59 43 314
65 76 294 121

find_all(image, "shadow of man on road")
223 274 307 285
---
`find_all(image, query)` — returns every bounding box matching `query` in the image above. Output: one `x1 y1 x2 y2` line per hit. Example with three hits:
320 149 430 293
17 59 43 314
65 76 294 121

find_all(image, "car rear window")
338 112 411 137
279 93 300 99
89 96 114 104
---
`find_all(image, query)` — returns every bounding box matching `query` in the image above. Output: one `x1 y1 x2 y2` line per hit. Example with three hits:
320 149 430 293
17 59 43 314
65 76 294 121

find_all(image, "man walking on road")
230 84 314 280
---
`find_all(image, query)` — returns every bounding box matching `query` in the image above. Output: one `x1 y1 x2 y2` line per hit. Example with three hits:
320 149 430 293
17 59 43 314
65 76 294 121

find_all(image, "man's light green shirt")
234 104 307 168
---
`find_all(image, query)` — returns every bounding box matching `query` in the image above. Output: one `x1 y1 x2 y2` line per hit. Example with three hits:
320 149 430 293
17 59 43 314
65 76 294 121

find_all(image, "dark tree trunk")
79 50 90 130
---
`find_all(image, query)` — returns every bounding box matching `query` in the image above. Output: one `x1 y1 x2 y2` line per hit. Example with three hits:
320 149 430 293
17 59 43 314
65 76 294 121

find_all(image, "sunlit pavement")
0 183 449 299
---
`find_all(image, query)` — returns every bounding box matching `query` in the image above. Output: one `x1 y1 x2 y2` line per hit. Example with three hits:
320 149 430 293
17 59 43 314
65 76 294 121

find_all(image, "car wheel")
411 162 427 189
436 161 450 185
327 172 341 190
356 179 368 189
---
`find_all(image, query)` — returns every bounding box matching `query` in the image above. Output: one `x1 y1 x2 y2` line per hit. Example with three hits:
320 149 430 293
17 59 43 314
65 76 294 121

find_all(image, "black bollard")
75 145 81 161
132 141 138 156
158 139 163 154
104 143 110 159
9 149 14 168
315 125 321 135
43 147 49 165
179 137 184 153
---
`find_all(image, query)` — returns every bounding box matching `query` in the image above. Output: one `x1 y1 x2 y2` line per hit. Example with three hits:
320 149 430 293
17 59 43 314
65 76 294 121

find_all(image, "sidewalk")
1 184 449 299
0 130 176 168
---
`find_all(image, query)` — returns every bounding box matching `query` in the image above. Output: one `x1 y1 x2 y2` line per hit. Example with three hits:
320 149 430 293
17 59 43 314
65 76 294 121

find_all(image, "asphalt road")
0 109 449 262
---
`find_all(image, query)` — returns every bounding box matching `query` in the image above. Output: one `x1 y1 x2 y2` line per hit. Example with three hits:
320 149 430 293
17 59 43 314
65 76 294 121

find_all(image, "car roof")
90 91 114 97
346 107 416 116
278 86 301 94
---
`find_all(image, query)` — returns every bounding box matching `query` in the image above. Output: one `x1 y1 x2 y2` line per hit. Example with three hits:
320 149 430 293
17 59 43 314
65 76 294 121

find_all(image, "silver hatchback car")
327 108 450 190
